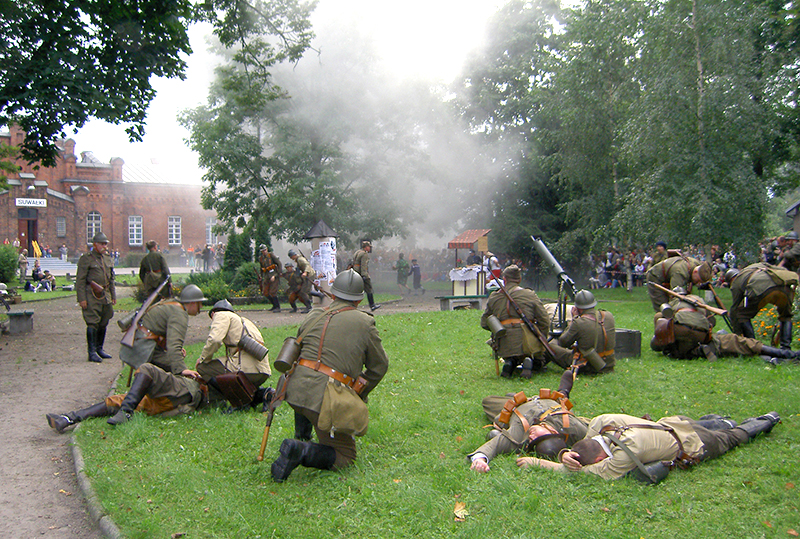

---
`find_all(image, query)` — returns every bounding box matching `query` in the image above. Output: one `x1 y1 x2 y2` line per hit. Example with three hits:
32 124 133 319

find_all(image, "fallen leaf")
453 501 469 522
764 520 773 529
646 509 652 515
459 390 465 395
602 507 610 512
439 452 446 459
393 479 401 483
204 507 209 513
788 529 798 537
456 436 463 442
786 482 795 490
58 489 72 496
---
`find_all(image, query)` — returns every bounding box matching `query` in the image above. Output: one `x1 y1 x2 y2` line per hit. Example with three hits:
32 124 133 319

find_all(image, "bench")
435 295 487 311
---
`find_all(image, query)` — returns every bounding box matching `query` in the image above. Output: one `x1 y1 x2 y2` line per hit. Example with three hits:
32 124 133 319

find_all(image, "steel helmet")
526 433 568 459
724 268 740 284
209 298 234 318
786 231 799 241
331 269 365 301
574 290 597 310
178 284 207 304
91 232 109 243
288 249 298 258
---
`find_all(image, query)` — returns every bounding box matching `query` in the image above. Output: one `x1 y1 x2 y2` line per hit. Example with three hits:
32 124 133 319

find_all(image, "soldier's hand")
181 348 187 358
470 458 490 473
79 300 88 309
561 451 582 472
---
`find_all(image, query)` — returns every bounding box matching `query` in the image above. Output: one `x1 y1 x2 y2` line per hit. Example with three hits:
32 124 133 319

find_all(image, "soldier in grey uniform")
352 240 380 311
650 288 800 364
548 290 616 374
139 240 170 298
726 264 797 350
270 269 389 482
288 249 316 313
481 265 550 378
76 232 116 363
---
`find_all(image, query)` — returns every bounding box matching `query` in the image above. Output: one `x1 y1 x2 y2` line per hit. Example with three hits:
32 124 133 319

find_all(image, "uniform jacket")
557 308 616 371
260 251 282 279
481 284 550 358
284 268 303 293
468 397 589 462
139 250 170 290
353 249 370 279
284 299 389 414
581 414 704 480
646 256 702 292
294 254 316 280
197 311 271 376
729 263 796 325
141 300 189 374
781 242 800 271
76 250 116 305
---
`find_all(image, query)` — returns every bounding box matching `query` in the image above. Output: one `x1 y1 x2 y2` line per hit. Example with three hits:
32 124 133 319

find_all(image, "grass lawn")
75 286 799 538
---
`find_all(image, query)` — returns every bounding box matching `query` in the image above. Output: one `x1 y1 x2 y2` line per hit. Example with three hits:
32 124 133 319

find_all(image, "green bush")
198 275 232 303
230 261 260 291
122 251 146 268
0 244 18 283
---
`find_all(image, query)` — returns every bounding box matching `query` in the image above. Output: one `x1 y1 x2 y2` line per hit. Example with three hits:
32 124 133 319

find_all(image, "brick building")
1 126 218 261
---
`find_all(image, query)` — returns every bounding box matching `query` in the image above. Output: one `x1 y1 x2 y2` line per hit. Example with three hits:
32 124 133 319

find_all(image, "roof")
122 162 202 185
786 199 800 217
447 229 491 249
303 220 338 239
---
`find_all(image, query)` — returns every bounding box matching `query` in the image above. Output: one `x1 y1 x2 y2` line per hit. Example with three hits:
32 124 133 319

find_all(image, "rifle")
258 373 287 461
705 283 734 331
120 277 171 347
648 282 728 316
531 236 576 337
494 276 556 357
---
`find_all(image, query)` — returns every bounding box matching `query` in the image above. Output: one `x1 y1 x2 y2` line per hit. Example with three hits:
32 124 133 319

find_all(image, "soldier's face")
186 302 202 316
528 423 557 442
93 242 108 254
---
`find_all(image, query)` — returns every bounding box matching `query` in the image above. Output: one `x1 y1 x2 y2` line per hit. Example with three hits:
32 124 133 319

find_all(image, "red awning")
447 229 491 249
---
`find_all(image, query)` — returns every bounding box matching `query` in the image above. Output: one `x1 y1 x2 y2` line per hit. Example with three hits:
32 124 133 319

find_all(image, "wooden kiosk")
436 229 491 311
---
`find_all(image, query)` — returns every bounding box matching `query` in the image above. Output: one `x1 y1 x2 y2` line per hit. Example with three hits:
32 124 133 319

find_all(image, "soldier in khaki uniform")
481 265 550 378
288 249 316 313
548 290 616 374
468 393 589 473
650 289 800 364
778 231 800 271
645 255 711 311
271 269 389 482
196 299 272 407
726 263 797 350
521 412 780 482
139 240 170 298
259 245 282 312
76 232 116 363
283 262 304 312
352 240 380 311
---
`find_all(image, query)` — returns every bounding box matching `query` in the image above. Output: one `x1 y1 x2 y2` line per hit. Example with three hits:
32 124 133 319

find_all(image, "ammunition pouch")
497 391 527 427
653 317 675 347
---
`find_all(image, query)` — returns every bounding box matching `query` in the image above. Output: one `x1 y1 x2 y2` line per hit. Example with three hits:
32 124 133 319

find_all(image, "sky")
73 0 507 181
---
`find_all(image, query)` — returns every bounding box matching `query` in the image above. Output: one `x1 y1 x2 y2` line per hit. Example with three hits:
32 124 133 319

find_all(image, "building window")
86 211 102 244
56 217 66 238
206 217 217 245
128 216 143 246
168 216 181 246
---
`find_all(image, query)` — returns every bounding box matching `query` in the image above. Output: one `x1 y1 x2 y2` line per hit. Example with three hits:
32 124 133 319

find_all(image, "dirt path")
0 289 439 538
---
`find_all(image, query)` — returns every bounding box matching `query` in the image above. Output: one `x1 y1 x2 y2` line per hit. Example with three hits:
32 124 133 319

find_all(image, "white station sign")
15 198 47 208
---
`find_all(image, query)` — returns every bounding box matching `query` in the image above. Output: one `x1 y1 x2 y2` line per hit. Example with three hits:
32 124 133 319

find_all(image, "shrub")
230 261 260 291
197 276 232 303
0 244 18 283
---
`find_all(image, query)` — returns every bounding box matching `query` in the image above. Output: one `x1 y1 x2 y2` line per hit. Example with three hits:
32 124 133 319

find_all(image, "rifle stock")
495 278 556 357
257 374 287 461
120 277 171 347
648 282 728 316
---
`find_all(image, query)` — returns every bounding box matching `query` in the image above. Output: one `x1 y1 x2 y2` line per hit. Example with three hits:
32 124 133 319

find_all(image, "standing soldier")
283 262 304 313
481 265 550 378
139 240 170 298
645 255 711 311
393 253 411 295
353 240 380 311
259 245 282 313
76 232 116 363
288 249 316 313
270 269 389 482
725 263 798 350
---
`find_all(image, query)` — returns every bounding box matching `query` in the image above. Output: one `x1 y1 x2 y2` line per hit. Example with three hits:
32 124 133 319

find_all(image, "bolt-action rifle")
494 276 556 358
120 277 171 348
648 282 728 316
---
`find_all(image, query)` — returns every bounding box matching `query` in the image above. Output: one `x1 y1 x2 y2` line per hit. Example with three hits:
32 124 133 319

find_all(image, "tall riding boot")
760 345 800 361
737 412 780 440
270 297 282 313
695 415 738 430
107 372 153 425
271 439 337 482
46 402 110 433
780 319 793 350
367 293 380 311
289 302 298 313
95 326 112 359
86 327 103 363
739 319 756 339
301 300 312 314
294 411 314 441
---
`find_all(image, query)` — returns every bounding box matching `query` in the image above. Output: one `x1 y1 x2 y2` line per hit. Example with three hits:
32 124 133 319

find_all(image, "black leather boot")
500 359 515 378
86 327 102 363
780 320 793 350
760 346 800 361
96 326 112 359
271 439 336 482
107 372 153 425
737 412 780 440
294 411 314 441
289 302 298 313
739 319 756 339
47 402 110 433
251 387 275 413
520 357 533 379
301 301 312 314
695 416 738 430
270 298 281 313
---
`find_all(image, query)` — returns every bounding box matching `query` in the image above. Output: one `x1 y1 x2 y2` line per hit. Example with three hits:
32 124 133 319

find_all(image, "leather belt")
298 358 365 394
501 318 523 325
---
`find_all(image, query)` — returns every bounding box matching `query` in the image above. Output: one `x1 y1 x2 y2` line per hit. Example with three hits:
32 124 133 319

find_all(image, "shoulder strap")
600 431 662 483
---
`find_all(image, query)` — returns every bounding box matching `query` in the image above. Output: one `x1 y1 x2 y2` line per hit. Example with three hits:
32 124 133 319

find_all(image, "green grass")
75 286 800 538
